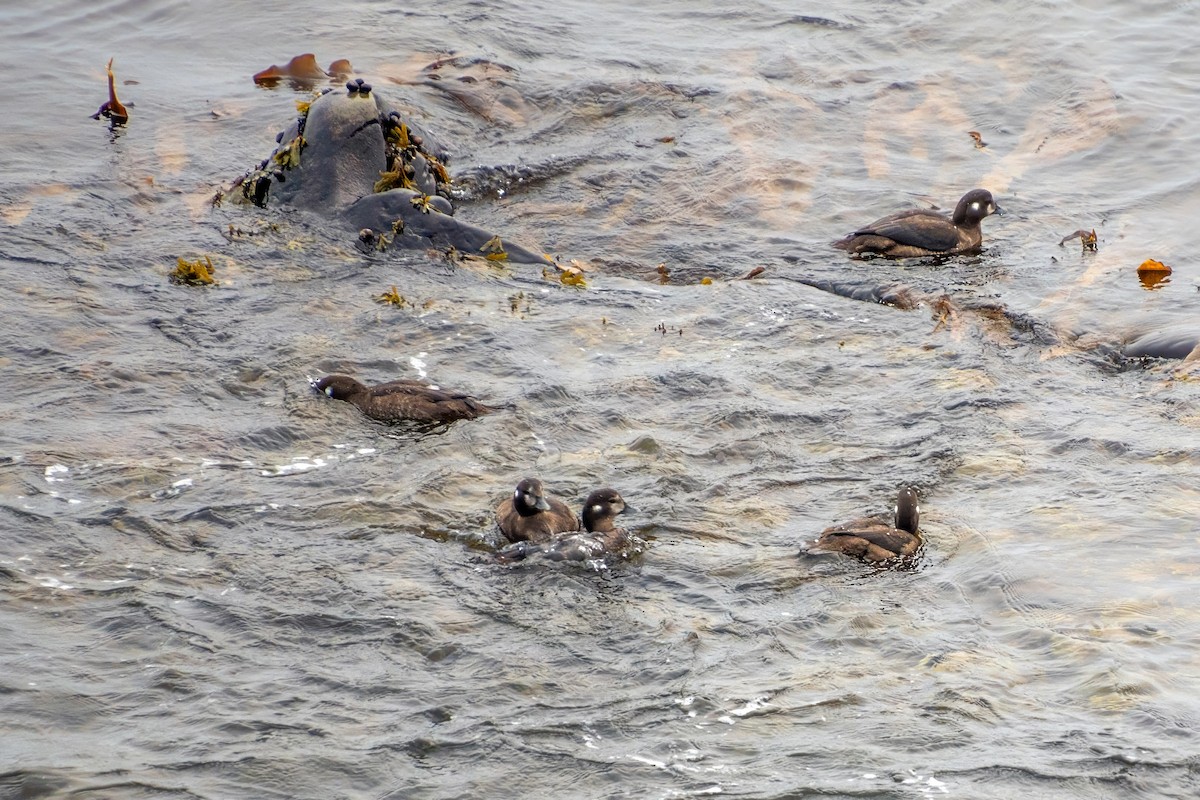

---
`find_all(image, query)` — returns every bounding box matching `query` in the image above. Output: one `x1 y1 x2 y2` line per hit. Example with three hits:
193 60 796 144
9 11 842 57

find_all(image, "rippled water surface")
3 1 1200 798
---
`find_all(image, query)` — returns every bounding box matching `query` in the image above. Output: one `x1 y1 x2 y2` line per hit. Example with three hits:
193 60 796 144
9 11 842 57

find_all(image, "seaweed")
252 54 350 86
543 260 587 287
1137 258 1172 290
376 286 409 307
1059 228 1098 251
91 58 129 125
171 256 217 286
480 235 508 262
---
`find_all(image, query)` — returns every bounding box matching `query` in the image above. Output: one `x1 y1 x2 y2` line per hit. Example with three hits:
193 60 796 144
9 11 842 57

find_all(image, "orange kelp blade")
253 53 350 85
1137 258 1172 290
91 58 129 124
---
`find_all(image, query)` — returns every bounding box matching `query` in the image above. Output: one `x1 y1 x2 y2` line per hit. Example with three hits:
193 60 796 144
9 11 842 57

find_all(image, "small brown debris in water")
1059 229 1098 251
171 256 216 286
656 263 671 284
739 266 766 280
967 130 986 149
508 291 530 316
658 136 676 144
699 277 714 285
91 58 129 125
930 294 960 334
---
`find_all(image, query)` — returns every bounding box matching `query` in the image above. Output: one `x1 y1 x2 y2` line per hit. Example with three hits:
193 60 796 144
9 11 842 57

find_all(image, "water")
2 1 1200 798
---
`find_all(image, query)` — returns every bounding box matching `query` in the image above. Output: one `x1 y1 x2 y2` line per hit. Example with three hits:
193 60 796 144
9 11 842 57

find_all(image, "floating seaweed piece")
91 58 129 125
543 261 586 287
1059 228 1098 251
656 263 671 284
930 294 960 334
967 130 986 149
171 256 216 286
739 266 766 280
376 286 409 307
328 59 354 78
1137 258 1172 290
699 277 714 285
480 235 508 261
253 54 335 85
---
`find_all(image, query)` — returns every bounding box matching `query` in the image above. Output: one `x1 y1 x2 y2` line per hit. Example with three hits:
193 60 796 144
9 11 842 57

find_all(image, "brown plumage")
809 487 921 562
313 374 493 424
833 189 1002 258
494 477 579 544
497 487 632 563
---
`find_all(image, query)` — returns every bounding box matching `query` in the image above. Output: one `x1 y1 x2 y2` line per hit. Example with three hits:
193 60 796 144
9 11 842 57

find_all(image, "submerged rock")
234 86 551 264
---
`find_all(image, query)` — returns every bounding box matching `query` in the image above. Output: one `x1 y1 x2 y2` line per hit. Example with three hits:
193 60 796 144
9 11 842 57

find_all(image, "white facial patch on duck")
591 503 605 515
324 386 336 397
970 202 981 213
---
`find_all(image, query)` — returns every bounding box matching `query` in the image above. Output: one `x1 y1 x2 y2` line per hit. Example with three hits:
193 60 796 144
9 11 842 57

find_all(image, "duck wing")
367 380 461 400
369 379 492 412
822 525 916 555
857 209 960 252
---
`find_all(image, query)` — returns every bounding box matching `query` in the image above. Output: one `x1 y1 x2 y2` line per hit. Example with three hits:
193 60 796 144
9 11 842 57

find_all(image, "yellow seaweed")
376 286 409 307
480 235 508 262
171 256 216 286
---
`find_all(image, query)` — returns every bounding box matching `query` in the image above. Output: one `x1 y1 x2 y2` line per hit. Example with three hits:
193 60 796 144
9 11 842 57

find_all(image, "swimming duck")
312 374 493 424
494 477 579 544
809 487 921 562
834 189 1002 258
497 487 632 562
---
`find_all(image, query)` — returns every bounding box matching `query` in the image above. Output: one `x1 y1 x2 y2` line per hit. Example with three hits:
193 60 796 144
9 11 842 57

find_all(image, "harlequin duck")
312 374 493 424
808 487 921 562
497 488 633 563
494 477 579 544
834 189 1002 258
